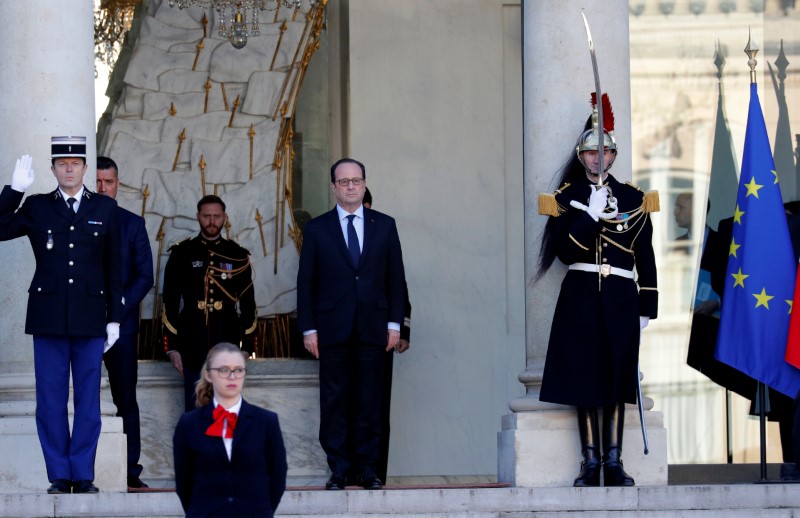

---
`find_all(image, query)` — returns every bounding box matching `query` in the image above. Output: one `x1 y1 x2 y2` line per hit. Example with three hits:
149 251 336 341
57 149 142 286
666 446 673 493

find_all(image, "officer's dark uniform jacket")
162 234 257 371
538 174 658 407
0 186 124 336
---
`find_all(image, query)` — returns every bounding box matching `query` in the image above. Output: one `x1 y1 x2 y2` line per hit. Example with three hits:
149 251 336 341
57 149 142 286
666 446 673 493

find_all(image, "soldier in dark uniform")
0 138 124 494
162 195 257 411
537 96 658 487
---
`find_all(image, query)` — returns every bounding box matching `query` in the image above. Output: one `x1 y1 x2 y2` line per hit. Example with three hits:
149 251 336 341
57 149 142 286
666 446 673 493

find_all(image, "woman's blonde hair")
194 342 248 408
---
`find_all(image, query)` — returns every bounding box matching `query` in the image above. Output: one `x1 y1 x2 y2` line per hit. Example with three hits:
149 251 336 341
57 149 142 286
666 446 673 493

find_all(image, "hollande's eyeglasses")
335 177 365 187
207 367 247 379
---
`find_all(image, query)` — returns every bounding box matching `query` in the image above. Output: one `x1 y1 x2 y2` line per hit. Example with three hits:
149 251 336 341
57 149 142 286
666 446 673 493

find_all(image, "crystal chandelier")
168 0 302 49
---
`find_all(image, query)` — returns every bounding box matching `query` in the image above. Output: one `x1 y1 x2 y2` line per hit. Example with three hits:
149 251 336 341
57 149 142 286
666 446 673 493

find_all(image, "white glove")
104 322 120 352
11 154 34 193
570 186 618 222
640 316 650 330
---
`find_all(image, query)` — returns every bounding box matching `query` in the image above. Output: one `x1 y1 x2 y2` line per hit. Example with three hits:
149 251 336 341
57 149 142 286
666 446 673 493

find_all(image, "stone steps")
1 484 799 517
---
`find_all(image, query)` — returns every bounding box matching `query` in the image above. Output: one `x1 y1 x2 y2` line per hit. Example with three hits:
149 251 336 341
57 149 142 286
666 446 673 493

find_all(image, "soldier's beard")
201 225 221 240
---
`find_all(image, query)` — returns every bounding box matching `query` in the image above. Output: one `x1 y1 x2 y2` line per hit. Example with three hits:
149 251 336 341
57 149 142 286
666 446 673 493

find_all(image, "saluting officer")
537 96 659 487
162 195 257 411
0 137 124 495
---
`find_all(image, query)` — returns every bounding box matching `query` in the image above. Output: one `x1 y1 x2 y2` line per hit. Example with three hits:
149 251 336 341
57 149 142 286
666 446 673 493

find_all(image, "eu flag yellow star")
772 169 780 185
729 238 741 258
787 299 793 314
733 205 745 225
744 176 763 198
753 287 774 309
731 267 749 288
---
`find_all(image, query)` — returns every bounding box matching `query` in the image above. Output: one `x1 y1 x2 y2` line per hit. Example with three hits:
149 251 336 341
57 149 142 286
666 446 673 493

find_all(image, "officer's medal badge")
220 262 232 280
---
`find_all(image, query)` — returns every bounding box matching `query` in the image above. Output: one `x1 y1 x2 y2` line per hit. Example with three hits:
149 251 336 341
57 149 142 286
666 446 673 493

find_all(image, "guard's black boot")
602 403 635 487
573 407 601 487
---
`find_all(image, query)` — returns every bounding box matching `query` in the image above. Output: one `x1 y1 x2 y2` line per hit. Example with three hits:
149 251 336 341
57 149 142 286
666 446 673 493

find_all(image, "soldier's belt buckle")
600 264 611 278
213 301 223 310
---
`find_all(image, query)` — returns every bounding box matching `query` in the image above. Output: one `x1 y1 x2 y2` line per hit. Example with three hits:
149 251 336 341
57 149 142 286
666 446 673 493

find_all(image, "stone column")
0 1 126 492
498 0 667 486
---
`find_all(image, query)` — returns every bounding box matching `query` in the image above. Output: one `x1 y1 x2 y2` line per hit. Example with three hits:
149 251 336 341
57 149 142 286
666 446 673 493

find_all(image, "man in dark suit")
0 138 124 494
297 158 406 490
96 156 154 489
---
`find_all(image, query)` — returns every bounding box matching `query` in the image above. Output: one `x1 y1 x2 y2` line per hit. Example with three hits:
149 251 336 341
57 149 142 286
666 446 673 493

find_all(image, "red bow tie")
205 406 238 438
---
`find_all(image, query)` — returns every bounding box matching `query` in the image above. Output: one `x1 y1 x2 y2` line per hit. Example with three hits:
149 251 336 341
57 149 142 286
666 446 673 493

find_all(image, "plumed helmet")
575 93 618 171
575 128 616 154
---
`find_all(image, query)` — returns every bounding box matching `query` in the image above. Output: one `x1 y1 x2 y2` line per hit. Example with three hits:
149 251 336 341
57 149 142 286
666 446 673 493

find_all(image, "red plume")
590 93 615 134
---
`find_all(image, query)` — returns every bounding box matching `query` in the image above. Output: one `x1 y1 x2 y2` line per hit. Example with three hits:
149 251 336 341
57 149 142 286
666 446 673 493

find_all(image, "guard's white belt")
569 262 635 279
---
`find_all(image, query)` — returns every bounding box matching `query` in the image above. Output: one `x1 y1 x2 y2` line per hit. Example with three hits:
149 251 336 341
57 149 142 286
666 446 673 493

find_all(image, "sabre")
581 12 604 187
637 361 650 455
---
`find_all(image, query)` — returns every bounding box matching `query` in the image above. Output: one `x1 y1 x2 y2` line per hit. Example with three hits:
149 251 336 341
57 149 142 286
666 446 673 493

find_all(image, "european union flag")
715 83 800 398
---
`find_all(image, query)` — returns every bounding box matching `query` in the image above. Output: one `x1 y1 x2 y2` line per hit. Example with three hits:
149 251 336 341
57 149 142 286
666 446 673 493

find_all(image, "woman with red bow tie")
173 342 288 517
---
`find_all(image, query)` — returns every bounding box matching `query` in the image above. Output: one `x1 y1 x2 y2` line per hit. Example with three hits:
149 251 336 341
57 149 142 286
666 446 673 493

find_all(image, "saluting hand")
11 154 34 193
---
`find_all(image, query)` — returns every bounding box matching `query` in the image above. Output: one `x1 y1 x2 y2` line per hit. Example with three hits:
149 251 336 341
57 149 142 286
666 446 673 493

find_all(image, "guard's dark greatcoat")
539 173 658 407
162 235 257 371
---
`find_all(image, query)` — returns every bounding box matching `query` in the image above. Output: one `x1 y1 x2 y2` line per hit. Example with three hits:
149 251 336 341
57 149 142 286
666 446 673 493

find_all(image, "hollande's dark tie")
346 214 360 267
67 197 77 213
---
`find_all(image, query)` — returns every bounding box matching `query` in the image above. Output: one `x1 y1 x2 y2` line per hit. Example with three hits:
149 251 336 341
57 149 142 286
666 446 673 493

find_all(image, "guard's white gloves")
570 186 618 221
104 322 120 353
640 316 650 330
11 154 34 193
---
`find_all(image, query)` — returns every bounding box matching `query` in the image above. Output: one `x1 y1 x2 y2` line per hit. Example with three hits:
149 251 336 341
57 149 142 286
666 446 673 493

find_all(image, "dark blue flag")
715 83 800 398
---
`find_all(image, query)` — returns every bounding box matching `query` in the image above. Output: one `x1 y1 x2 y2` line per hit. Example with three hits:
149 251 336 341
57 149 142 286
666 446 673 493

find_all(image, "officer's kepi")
51 136 86 158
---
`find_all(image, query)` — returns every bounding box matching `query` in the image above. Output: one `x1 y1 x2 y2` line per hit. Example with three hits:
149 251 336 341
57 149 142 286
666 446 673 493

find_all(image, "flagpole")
744 29 770 483
757 382 768 481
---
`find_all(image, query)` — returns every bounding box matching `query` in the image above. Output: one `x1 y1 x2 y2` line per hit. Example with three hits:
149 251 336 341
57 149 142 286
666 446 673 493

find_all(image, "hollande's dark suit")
173 400 288 517
296 206 405 475
0 185 123 482
103 206 153 478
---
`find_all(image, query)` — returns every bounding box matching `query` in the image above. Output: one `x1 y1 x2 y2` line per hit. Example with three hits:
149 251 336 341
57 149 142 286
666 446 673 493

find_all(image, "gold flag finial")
192 38 204 71
255 208 267 257
228 94 240 128
141 183 149 217
248 124 256 179
199 154 207 197
172 128 186 171
745 27 759 84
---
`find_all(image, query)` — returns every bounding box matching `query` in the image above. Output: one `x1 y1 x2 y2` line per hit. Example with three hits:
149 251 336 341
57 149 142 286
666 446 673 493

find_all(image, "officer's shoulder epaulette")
642 190 660 213
167 236 191 252
538 182 571 217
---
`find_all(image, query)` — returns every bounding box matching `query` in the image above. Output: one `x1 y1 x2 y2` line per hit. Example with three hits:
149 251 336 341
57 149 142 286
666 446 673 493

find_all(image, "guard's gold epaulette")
538 182 571 217
643 190 660 213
